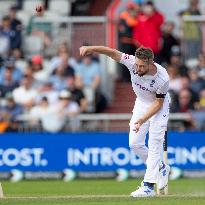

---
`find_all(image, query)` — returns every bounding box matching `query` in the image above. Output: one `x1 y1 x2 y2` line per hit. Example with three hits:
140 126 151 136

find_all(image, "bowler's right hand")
79 46 92 56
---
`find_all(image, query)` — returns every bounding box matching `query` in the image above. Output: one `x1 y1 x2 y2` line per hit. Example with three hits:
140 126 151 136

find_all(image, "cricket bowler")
79 45 170 197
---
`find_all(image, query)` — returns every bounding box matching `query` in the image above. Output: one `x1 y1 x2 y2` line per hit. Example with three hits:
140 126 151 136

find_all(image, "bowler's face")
135 58 149 77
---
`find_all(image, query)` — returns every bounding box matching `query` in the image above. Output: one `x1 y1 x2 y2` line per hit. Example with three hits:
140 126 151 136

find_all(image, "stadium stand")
0 0 204 133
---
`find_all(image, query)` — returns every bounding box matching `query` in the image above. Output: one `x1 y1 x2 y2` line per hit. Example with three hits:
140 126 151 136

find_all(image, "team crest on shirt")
132 70 137 75
132 67 137 75
150 80 155 87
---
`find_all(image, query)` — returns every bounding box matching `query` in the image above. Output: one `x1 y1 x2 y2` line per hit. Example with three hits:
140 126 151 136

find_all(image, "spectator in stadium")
188 68 205 94
169 75 200 113
38 90 80 132
188 53 205 130
75 55 101 112
50 42 77 72
167 64 182 94
37 81 59 105
180 76 199 106
52 51 75 75
0 58 22 85
29 95 59 132
31 55 43 73
51 53 75 91
133 1 164 63
11 48 25 70
169 47 188 76
30 55 50 83
197 53 205 69
175 89 195 112
27 5 52 47
66 75 88 113
22 64 42 89
0 35 10 58
50 69 67 91
57 52 75 77
0 16 13 53
11 48 23 60
171 89 196 130
118 2 139 82
29 96 50 126
76 55 101 89
0 66 19 97
179 0 201 59
191 88 205 130
0 15 22 50
0 92 23 132
12 74 38 109
58 90 80 117
8 5 22 48
160 21 179 64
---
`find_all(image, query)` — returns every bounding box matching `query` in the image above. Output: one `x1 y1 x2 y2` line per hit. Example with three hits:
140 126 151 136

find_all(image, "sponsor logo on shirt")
135 82 151 93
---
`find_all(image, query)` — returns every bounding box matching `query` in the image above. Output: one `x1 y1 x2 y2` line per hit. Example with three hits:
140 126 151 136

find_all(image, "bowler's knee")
129 142 144 154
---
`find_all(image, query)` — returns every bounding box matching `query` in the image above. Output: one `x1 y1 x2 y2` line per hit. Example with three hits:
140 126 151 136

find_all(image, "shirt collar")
141 62 158 80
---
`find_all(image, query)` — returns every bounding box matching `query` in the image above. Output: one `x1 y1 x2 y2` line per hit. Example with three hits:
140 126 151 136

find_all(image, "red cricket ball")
36 5 43 13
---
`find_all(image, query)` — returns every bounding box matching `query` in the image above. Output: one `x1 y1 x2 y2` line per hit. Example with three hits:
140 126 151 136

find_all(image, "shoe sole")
130 194 156 198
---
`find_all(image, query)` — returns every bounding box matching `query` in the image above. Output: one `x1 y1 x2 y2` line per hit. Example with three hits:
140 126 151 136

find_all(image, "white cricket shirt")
120 53 170 105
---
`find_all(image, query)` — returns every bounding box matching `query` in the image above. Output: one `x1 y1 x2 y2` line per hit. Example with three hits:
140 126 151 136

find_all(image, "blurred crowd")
118 0 205 130
0 2 107 133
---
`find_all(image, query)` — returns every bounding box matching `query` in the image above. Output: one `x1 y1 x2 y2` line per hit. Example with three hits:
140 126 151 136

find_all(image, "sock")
144 182 154 189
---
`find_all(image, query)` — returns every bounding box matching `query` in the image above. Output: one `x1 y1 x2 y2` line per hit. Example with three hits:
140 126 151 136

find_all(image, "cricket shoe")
130 182 155 198
157 163 170 190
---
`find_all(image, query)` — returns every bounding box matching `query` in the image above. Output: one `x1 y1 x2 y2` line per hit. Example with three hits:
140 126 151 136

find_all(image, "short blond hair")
135 47 154 62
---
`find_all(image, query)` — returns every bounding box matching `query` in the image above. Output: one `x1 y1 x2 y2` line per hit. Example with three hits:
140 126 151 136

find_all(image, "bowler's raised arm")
79 46 122 62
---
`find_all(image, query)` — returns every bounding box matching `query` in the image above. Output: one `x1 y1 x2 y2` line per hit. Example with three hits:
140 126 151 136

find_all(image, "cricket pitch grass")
1 178 205 205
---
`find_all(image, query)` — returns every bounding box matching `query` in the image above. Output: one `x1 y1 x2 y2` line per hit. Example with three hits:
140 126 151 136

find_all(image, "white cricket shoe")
130 182 155 198
157 163 170 190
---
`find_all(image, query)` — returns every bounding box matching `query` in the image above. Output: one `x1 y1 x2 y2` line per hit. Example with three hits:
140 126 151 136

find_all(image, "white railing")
17 113 190 121
16 112 191 132
33 16 107 23
77 113 190 121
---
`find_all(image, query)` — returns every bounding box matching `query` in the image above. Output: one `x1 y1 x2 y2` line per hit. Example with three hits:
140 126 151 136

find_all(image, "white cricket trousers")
129 98 169 183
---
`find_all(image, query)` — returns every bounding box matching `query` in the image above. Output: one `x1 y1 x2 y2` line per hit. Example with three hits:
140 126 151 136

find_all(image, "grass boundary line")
1 194 205 200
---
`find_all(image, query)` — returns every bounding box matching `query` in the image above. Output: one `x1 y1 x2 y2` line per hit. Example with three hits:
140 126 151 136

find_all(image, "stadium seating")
49 0 71 16
23 0 44 13
44 11 59 18
0 0 15 15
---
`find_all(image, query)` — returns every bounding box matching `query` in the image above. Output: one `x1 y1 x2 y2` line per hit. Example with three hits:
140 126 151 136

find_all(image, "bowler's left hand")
133 119 144 133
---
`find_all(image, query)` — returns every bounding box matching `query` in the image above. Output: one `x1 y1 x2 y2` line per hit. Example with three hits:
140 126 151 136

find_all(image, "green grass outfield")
1 178 205 205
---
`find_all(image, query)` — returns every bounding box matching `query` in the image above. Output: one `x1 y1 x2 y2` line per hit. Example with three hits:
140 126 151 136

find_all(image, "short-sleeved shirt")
120 53 170 105
76 62 101 86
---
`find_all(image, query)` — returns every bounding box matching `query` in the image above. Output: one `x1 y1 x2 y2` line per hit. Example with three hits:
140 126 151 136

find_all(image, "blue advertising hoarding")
0 132 205 171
